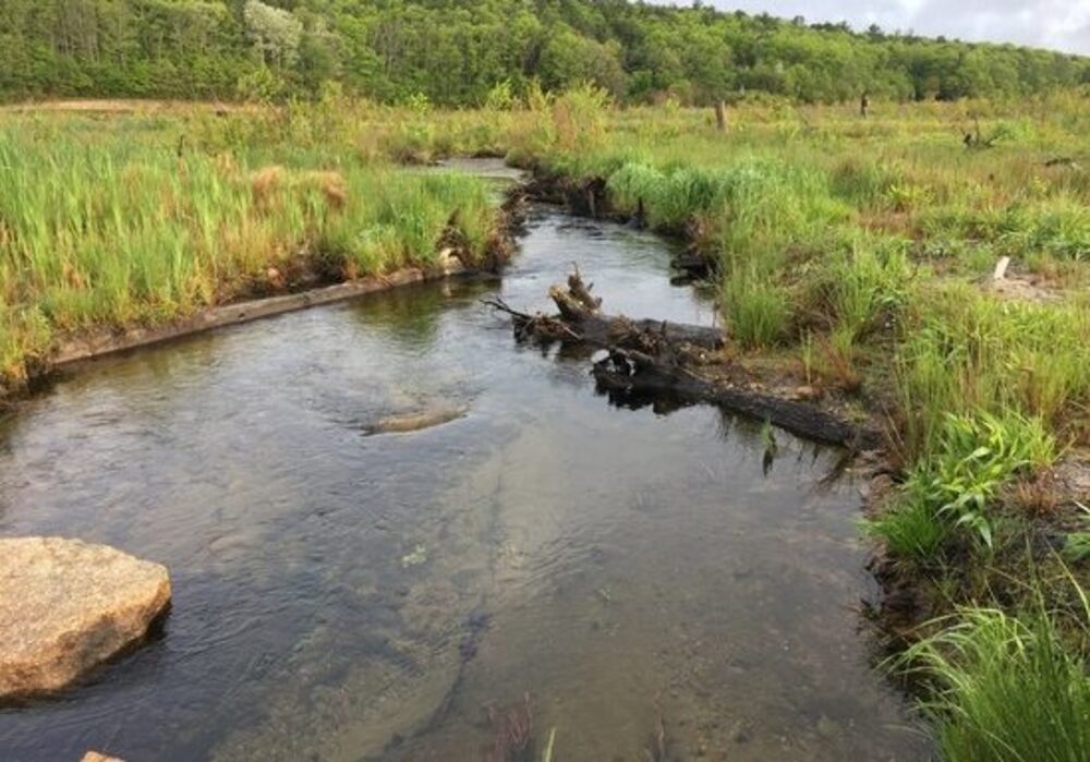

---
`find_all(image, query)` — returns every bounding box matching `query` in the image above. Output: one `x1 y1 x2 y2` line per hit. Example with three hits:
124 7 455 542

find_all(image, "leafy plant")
1063 533 1090 564
868 412 1056 559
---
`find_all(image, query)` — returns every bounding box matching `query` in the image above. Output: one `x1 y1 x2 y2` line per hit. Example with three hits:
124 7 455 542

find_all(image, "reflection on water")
0 208 929 761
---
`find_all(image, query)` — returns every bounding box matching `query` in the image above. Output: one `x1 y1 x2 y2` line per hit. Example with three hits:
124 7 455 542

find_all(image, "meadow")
4 88 1090 760
0 96 510 399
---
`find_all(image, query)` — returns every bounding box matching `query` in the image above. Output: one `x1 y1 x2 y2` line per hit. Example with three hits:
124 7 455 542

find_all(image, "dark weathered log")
544 277 724 352
486 269 881 450
594 347 882 449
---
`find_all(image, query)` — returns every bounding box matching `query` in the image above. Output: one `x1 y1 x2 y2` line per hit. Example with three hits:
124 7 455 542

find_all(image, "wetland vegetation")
0 100 511 400
6 4 1090 758
523 92 1090 762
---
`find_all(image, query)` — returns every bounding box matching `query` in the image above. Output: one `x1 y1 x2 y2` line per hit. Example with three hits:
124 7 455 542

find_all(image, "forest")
2 0 1089 106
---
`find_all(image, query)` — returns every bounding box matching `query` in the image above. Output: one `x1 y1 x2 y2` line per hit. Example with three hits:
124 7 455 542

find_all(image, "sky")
674 0 1090 55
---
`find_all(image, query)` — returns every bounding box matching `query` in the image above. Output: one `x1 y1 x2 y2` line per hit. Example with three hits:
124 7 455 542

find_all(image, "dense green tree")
0 0 1086 104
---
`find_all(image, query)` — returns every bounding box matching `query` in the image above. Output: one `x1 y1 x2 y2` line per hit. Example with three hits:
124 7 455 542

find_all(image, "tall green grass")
605 156 854 348
723 266 791 349
897 602 1090 762
896 285 1090 458
803 239 916 340
0 118 497 388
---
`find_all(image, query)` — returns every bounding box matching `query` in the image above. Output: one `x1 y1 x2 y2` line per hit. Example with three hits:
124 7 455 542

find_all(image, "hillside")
2 0 1088 104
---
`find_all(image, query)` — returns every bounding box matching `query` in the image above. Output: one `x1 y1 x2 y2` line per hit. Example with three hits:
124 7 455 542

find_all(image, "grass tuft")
896 602 1090 762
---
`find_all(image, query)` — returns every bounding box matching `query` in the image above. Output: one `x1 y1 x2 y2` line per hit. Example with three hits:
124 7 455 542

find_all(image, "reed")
0 113 499 389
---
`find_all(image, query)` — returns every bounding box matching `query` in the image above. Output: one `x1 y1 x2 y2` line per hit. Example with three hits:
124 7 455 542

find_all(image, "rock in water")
82 753 126 762
366 406 467 435
0 537 172 700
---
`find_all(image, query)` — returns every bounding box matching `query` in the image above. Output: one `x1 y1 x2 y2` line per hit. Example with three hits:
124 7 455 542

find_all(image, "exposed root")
482 297 584 343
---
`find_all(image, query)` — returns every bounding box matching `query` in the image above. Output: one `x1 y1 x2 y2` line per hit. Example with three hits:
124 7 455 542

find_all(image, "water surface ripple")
0 207 929 761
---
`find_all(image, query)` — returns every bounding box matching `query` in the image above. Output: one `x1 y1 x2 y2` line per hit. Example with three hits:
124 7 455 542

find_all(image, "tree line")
2 0 1088 105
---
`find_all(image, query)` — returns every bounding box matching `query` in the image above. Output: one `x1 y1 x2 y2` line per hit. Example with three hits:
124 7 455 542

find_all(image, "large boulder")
0 537 171 700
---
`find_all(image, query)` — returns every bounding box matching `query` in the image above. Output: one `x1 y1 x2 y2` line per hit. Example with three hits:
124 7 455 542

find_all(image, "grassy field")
4 90 1090 759
0 97 516 398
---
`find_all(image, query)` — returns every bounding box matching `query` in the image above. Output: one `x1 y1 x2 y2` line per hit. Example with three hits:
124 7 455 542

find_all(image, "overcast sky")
670 0 1090 55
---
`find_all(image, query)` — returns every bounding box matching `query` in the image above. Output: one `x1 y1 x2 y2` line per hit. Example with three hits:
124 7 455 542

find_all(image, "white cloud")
672 0 1090 54
907 0 1090 52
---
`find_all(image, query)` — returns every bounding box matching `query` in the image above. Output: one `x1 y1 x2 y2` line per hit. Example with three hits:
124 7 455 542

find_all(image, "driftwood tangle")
488 270 880 450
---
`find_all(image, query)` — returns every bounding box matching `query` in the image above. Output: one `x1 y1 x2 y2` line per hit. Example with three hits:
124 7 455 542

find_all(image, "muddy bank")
514 171 615 222
54 266 479 369
507 168 891 450
858 450 1090 659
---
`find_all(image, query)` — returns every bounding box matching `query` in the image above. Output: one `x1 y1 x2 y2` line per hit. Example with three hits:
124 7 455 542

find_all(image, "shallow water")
0 205 930 761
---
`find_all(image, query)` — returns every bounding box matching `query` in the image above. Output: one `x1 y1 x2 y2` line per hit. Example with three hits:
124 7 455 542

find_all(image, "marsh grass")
723 266 791 349
896 286 1090 457
528 94 1090 440
0 112 498 389
897 596 1090 762
803 239 916 339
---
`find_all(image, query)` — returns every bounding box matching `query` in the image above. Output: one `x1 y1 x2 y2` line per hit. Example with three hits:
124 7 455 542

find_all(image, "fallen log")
484 271 723 352
487 269 883 450
545 270 724 351
593 347 882 450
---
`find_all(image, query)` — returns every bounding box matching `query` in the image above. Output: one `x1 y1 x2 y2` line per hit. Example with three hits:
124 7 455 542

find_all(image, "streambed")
0 197 930 760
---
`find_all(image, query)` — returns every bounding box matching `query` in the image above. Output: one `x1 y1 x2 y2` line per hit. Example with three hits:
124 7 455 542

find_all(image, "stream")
0 168 930 760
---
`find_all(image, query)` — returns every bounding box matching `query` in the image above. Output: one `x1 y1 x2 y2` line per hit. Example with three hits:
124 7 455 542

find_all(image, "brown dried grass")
251 165 285 209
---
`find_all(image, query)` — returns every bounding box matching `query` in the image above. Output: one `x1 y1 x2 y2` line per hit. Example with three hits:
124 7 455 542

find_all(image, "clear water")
0 204 930 761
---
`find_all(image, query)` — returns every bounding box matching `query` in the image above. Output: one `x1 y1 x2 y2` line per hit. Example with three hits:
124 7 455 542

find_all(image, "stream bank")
0 203 929 761
512 161 1090 739
507 168 889 446
0 192 521 417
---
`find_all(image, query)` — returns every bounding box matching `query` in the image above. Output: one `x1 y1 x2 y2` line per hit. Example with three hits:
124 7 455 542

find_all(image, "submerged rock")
0 537 171 701
366 406 467 435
